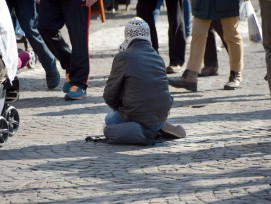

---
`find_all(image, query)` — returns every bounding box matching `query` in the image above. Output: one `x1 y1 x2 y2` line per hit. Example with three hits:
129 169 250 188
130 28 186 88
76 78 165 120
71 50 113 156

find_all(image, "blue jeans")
153 0 163 22
183 0 191 37
6 0 57 73
105 111 165 134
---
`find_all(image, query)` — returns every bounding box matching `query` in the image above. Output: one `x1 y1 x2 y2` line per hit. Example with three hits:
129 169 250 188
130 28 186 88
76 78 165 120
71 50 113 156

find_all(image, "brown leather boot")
168 70 198 92
224 71 243 90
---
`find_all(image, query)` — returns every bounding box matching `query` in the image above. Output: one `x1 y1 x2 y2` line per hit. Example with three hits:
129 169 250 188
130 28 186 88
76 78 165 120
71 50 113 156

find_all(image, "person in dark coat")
169 0 244 91
103 17 186 145
259 0 271 94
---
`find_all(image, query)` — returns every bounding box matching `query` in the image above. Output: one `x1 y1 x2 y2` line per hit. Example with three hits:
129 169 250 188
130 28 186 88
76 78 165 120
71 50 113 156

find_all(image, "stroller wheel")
0 116 9 143
27 50 37 69
4 106 20 137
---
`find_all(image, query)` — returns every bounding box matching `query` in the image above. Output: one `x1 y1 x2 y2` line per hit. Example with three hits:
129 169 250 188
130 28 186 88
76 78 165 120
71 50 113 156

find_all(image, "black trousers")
136 0 158 51
38 0 90 89
165 0 186 66
137 0 186 66
204 20 228 67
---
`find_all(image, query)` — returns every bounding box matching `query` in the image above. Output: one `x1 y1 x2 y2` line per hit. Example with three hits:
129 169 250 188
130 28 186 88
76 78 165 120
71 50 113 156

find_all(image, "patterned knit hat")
118 17 152 52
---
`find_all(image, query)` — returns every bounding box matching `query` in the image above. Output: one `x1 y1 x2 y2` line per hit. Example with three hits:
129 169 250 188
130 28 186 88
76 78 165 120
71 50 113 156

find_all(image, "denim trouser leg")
153 0 163 22
183 0 191 37
105 111 164 134
104 111 129 125
10 0 57 73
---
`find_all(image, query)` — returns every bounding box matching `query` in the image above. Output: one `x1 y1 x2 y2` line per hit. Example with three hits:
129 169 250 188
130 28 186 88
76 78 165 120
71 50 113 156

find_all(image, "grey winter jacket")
103 39 173 127
192 0 239 20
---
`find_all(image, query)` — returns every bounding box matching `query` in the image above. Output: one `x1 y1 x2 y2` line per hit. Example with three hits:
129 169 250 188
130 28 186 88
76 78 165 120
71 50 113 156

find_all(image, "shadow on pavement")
1 140 271 203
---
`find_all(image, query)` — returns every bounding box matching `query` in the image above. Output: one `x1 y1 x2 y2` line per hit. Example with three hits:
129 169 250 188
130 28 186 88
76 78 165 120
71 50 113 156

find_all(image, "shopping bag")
245 0 262 42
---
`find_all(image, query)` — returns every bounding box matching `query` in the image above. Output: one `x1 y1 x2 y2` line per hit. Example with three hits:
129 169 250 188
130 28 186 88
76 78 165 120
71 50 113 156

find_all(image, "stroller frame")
0 77 20 144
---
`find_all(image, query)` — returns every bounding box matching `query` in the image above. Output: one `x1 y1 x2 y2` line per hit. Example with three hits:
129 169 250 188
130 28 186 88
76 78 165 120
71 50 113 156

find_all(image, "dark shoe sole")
198 72 218 77
166 69 181 74
64 94 87 100
168 79 197 92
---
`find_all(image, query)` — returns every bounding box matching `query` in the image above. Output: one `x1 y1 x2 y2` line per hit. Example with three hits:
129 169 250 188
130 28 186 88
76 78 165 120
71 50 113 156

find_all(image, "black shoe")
264 74 267 81
46 69 60 89
199 66 218 77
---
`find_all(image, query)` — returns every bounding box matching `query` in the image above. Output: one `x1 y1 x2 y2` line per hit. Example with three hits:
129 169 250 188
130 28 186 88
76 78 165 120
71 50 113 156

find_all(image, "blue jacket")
192 0 240 20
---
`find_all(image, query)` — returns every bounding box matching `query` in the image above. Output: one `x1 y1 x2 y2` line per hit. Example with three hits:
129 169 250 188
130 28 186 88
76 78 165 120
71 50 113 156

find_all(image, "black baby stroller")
0 77 20 144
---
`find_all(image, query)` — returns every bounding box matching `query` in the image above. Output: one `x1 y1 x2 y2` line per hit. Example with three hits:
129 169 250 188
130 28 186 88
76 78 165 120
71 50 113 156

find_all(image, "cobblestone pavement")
1 1 271 203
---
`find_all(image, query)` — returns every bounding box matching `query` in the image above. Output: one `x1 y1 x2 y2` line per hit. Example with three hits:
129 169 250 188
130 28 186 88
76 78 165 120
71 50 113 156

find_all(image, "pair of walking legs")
169 16 243 91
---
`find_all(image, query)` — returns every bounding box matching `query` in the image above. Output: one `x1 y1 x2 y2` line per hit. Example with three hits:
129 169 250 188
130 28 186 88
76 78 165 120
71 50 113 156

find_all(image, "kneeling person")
103 17 186 145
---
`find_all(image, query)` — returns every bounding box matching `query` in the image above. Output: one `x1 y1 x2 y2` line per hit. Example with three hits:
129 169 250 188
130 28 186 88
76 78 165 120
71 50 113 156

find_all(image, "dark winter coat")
103 39 173 128
191 0 240 20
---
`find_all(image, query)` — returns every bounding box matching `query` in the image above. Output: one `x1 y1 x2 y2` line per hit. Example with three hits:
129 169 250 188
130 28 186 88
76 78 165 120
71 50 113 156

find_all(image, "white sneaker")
160 122 186 138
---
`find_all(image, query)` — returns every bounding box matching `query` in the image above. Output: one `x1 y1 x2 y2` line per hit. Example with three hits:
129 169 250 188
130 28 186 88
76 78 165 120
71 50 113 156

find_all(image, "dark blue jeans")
105 111 164 134
153 0 163 22
6 0 57 73
183 0 191 37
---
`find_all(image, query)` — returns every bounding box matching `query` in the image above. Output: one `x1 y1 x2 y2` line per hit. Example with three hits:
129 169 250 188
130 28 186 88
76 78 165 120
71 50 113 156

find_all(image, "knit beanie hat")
118 17 152 52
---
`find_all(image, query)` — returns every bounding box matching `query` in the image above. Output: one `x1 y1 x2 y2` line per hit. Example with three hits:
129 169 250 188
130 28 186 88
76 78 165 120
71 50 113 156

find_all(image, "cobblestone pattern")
1 1 271 203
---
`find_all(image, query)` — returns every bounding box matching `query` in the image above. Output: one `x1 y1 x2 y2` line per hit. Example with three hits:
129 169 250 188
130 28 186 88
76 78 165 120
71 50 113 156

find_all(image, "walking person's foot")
63 73 71 93
166 63 183 74
224 71 243 90
168 70 198 92
65 86 87 100
46 69 60 89
199 66 218 77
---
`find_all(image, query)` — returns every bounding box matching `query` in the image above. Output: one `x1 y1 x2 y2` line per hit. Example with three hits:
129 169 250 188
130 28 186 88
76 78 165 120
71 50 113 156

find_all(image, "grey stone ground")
1 1 271 203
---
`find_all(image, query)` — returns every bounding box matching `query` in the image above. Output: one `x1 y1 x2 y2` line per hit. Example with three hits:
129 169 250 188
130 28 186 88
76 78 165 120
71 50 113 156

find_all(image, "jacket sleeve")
103 54 125 111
